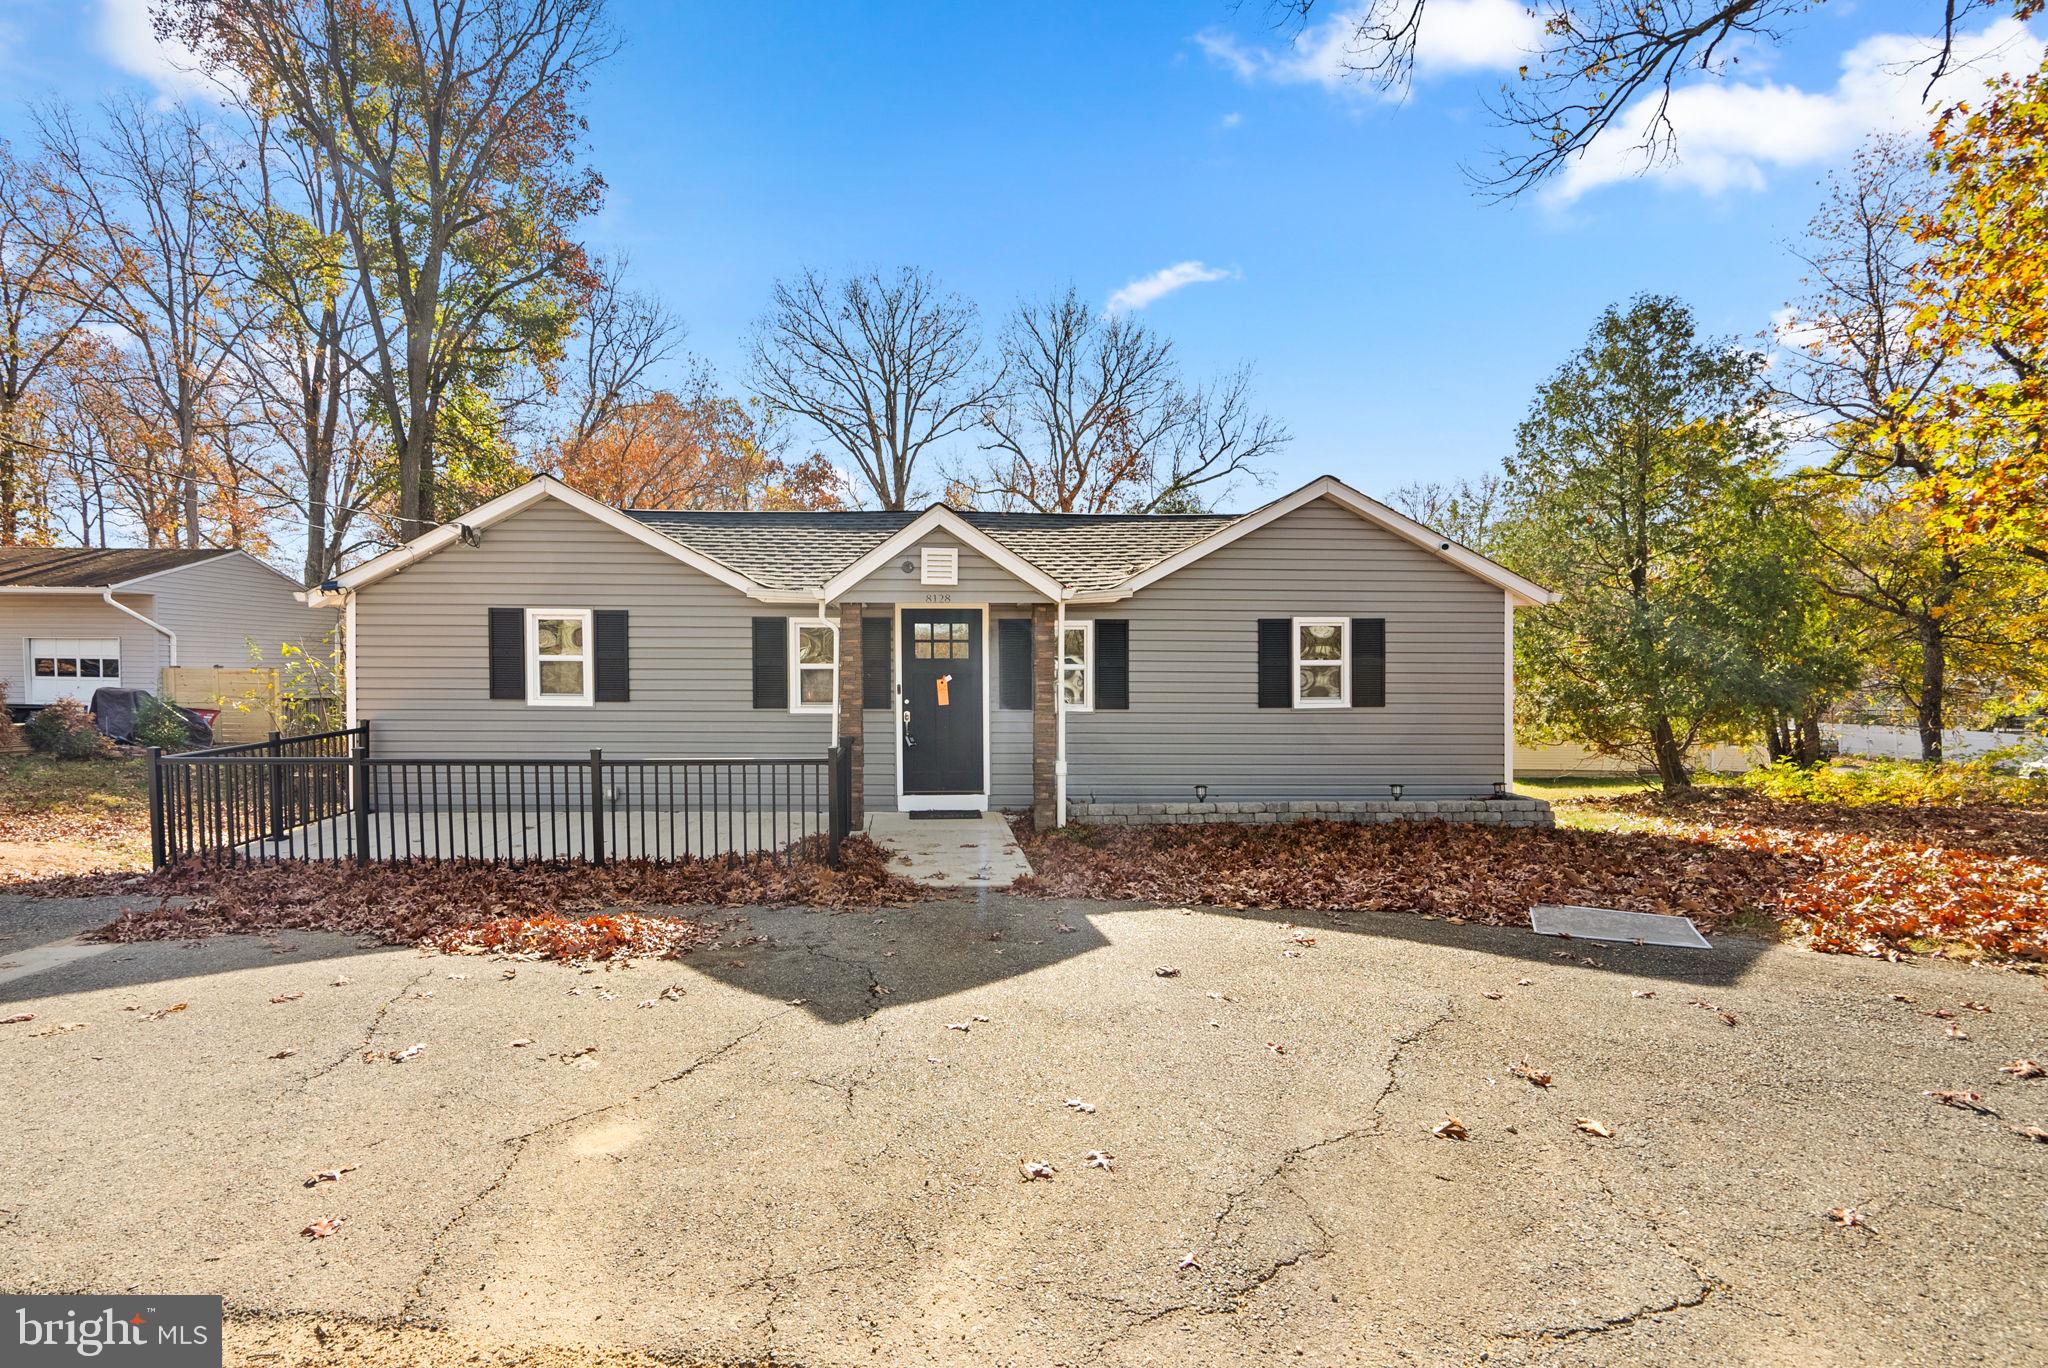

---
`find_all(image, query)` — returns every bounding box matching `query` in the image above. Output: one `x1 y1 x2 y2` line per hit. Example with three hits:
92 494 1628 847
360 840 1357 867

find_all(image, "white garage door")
26 639 122 705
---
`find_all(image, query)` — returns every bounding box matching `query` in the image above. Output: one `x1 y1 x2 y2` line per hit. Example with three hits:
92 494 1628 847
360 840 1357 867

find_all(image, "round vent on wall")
899 558 917 573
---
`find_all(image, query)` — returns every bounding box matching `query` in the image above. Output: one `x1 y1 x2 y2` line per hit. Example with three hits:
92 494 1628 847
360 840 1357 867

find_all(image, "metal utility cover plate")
1530 904 1712 949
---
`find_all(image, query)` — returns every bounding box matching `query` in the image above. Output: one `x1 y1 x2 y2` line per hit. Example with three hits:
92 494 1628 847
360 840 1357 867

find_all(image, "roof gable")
1083 477 1558 607
0 546 235 589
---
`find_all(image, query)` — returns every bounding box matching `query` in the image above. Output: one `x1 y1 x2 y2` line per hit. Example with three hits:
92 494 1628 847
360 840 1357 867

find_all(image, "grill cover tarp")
90 688 214 748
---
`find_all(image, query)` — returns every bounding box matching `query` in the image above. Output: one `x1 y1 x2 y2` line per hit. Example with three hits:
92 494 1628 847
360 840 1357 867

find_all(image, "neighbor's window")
1061 620 1093 712
1293 617 1348 708
791 619 838 713
526 609 592 706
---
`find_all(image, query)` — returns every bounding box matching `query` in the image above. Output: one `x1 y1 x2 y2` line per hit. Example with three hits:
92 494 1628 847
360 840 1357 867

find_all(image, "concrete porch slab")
864 812 1033 889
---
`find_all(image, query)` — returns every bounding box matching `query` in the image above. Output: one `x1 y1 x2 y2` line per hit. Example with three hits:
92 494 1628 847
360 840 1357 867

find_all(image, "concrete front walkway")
864 812 1033 888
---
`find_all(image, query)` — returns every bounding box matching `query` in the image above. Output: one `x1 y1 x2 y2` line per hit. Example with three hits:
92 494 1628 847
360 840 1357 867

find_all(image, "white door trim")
893 602 990 813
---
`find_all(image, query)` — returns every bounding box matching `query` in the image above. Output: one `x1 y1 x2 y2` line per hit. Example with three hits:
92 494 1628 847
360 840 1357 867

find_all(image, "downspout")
1055 594 1068 828
818 593 837 749
103 587 177 672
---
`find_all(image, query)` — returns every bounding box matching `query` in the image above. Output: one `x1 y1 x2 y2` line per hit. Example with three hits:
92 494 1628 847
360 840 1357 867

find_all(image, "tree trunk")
1650 717 1691 794
1794 709 1825 767
1916 613 1946 764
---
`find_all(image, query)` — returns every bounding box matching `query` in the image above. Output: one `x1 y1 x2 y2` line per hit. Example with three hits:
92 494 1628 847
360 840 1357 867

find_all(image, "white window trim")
525 608 594 707
1292 615 1350 709
789 617 839 715
1060 619 1094 714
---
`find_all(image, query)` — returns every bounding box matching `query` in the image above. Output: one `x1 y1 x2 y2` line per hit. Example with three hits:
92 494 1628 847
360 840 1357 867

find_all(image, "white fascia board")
819 505 1064 602
1075 475 1561 608
328 476 804 602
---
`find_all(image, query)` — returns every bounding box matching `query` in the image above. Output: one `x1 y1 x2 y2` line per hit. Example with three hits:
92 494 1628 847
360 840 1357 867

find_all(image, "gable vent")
920 546 959 586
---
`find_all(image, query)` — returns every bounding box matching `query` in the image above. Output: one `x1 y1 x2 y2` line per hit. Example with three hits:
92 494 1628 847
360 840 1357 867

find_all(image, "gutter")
101 587 177 668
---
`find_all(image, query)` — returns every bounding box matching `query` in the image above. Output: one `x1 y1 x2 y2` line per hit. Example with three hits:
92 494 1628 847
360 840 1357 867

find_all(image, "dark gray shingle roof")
0 546 235 589
623 508 1238 594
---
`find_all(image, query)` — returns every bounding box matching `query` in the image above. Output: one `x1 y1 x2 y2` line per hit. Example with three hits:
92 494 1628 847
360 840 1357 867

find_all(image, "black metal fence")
148 723 854 870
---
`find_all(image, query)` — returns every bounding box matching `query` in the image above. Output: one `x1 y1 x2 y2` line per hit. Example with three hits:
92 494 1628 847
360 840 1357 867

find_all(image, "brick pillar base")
1031 604 1057 829
837 605 864 826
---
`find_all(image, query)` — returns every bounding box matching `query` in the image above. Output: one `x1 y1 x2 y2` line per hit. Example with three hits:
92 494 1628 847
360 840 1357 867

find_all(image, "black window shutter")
488 608 523 700
1256 618 1292 708
997 618 1033 710
862 617 893 709
1094 619 1129 710
1351 617 1386 707
594 610 630 702
752 617 788 709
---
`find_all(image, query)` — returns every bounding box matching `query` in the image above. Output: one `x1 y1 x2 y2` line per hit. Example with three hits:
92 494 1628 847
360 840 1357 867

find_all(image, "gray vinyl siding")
839 533 1045 604
989 612 1032 808
1 592 169 702
351 501 834 760
131 553 336 669
1066 497 1507 803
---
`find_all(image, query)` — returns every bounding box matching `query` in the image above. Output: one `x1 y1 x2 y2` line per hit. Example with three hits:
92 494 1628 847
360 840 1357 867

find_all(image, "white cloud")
1196 0 1539 94
96 0 220 103
1551 18 2044 203
1106 261 1234 314
1220 110 1244 129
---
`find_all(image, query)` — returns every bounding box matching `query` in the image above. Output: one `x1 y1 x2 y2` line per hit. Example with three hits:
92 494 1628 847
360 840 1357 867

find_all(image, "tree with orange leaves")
551 385 842 513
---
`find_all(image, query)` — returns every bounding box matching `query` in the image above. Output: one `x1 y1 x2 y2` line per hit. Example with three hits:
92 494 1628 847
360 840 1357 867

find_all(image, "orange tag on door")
936 675 951 707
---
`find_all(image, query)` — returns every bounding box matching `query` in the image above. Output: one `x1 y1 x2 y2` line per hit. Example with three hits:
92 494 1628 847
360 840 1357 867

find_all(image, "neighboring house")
0 548 335 711
313 473 1557 827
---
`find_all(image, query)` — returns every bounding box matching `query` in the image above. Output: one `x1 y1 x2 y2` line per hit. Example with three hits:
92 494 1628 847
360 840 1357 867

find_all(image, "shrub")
22 697 115 760
0 680 22 753
1738 755 2048 807
132 695 195 752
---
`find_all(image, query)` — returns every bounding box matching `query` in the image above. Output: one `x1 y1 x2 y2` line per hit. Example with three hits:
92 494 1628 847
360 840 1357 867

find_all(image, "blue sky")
1 0 2042 509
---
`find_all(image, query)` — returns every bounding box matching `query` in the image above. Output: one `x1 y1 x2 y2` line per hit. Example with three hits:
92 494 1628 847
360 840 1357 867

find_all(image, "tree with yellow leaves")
1903 50 2048 567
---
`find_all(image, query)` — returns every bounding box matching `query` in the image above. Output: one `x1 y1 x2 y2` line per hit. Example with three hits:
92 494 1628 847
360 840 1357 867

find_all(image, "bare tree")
161 0 618 539
966 289 1179 513
0 140 100 546
748 266 999 510
1260 0 1999 197
39 99 253 549
960 288 1283 513
226 105 379 583
1385 471 1507 552
555 255 686 462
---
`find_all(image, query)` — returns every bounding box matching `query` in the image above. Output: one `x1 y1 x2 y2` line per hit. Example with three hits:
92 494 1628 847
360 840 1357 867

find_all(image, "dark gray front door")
901 609 984 796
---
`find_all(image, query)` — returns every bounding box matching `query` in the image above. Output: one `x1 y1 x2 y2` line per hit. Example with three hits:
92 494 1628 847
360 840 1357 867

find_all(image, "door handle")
902 707 913 745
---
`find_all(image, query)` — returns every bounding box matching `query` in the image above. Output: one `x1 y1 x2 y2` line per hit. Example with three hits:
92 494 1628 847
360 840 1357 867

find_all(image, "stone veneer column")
1031 604 1057 829
836 604 864 826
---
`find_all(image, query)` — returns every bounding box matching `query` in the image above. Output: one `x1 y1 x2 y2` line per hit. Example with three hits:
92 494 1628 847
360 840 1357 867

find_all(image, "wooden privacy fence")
148 724 854 869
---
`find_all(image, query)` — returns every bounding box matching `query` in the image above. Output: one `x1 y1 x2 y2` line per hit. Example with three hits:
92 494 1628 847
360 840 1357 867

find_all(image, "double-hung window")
1292 617 1348 708
790 619 838 713
526 609 593 706
1060 621 1093 712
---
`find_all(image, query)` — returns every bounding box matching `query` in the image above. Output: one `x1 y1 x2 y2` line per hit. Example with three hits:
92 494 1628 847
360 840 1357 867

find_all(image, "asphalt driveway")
0 890 2041 1366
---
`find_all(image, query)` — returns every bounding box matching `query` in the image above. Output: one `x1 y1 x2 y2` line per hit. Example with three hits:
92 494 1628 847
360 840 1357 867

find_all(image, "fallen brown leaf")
299 1217 343 1240
1924 1089 1988 1112
1574 1117 1613 1138
302 1164 357 1188
1432 1117 1470 1140
2000 1059 2044 1079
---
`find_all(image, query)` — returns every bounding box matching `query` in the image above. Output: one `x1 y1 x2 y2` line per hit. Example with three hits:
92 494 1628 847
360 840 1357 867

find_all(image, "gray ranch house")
313 473 1556 829
1 548 333 713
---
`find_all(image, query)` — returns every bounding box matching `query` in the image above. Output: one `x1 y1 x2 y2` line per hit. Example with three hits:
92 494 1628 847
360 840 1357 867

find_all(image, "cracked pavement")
0 891 2043 1366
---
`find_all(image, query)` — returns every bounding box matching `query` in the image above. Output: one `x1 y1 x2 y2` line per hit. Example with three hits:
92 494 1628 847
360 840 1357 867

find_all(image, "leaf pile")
1013 818 1795 928
87 836 922 958
1016 807 2048 963
425 911 726 961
